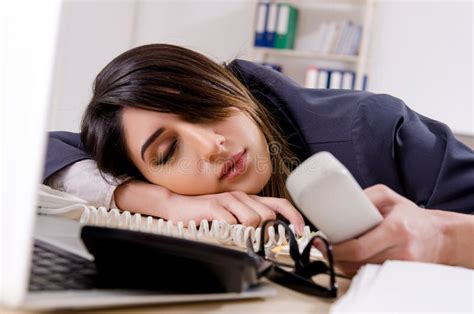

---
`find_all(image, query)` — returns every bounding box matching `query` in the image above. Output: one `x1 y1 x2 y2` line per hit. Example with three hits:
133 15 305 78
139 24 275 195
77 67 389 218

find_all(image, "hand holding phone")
286 152 383 243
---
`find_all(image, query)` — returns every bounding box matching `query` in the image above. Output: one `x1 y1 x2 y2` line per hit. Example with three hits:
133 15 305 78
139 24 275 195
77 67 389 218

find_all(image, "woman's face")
121 107 272 195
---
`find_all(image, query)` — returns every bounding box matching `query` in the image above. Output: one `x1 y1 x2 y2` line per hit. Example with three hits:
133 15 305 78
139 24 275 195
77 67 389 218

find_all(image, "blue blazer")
43 59 474 214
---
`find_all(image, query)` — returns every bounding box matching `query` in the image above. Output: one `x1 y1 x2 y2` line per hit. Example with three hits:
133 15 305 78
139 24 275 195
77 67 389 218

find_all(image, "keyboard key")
29 240 99 291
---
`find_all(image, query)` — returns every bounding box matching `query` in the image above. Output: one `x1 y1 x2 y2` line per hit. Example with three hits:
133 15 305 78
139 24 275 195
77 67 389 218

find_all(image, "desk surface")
2 278 351 313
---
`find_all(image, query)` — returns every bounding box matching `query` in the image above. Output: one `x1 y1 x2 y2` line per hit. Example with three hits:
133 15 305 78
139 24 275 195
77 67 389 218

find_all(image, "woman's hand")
165 191 305 234
114 179 305 233
313 184 474 276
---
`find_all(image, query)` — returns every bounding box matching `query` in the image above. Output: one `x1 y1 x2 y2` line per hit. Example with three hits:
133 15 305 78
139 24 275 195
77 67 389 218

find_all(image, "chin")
241 172 271 194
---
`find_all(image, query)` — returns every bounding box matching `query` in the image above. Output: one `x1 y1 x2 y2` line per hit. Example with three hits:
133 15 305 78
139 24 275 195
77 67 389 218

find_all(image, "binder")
254 2 269 47
321 22 337 54
335 21 350 54
304 67 319 88
362 74 368 91
341 23 356 55
275 3 298 49
313 23 327 52
265 3 279 47
349 24 362 55
330 22 344 54
342 71 355 90
329 71 342 89
317 70 330 89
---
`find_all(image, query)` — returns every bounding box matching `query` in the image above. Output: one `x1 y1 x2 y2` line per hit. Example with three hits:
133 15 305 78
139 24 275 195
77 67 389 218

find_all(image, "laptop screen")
0 0 62 307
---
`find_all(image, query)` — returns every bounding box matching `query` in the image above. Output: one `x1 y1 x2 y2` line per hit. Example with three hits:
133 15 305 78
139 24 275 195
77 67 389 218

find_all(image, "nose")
183 124 226 162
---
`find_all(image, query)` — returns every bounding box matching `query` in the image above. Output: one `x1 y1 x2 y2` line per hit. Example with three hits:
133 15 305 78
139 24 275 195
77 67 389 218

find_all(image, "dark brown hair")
81 44 299 199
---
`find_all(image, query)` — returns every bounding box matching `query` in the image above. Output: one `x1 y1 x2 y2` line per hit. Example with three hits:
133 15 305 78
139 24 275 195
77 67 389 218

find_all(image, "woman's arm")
353 94 474 214
46 159 127 208
435 209 474 268
114 179 305 233
43 131 90 182
47 160 306 232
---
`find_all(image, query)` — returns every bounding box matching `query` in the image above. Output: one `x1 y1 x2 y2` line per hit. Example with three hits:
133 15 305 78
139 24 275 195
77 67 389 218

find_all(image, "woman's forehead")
121 108 176 147
122 107 179 125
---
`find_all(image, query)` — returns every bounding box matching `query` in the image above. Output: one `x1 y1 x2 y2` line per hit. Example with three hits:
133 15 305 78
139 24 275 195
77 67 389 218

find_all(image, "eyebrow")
140 127 166 161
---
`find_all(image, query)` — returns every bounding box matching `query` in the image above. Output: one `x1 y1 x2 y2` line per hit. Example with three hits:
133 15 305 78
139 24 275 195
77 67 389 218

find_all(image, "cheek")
250 148 272 191
241 118 268 157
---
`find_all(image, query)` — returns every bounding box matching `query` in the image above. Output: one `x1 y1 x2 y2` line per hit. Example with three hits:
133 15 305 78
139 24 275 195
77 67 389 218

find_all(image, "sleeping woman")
44 44 474 273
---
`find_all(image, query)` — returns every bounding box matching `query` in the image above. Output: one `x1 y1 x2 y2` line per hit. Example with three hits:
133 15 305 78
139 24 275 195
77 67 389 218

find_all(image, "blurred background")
47 0 473 146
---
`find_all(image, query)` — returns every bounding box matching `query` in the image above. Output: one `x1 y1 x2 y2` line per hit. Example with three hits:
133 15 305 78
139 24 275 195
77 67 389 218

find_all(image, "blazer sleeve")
42 131 91 183
352 94 474 214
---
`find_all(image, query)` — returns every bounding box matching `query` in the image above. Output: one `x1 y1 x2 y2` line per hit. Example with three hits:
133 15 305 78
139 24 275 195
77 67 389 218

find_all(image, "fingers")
230 191 277 223
209 207 238 225
198 205 238 226
200 192 305 234
331 220 397 262
250 195 305 234
218 192 263 227
311 185 422 276
364 184 408 216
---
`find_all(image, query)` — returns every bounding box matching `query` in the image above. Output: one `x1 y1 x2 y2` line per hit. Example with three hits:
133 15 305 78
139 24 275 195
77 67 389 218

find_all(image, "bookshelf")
247 0 375 91
252 47 359 63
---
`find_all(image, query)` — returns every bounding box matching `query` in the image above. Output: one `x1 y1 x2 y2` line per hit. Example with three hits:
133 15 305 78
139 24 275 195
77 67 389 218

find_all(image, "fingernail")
294 223 303 236
299 223 305 235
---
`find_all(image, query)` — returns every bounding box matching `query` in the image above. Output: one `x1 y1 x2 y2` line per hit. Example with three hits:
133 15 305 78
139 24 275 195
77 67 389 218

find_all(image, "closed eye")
155 139 178 165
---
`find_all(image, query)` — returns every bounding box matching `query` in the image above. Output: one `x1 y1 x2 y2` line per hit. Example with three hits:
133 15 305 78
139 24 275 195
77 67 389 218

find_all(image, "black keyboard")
29 239 98 291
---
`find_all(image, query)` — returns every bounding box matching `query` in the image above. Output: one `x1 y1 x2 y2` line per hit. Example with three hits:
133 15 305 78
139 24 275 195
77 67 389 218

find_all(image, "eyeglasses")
248 219 338 298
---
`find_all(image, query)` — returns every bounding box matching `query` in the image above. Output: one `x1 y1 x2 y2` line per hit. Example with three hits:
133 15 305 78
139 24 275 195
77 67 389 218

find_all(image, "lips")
219 149 246 179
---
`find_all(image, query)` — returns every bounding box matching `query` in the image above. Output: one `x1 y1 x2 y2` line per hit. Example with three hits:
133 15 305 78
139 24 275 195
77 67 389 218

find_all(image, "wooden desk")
1 278 351 313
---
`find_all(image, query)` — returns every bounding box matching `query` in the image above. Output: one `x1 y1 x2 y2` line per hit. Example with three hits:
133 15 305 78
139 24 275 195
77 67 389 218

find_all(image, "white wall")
48 0 255 132
134 0 255 62
49 0 473 135
368 1 473 135
48 0 137 131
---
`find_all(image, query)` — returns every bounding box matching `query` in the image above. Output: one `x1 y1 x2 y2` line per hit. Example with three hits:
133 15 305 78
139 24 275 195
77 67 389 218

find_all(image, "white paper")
331 260 473 313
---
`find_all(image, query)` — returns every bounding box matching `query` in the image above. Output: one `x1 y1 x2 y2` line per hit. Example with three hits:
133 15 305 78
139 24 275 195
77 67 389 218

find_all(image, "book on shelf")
317 69 330 89
305 67 365 91
361 74 368 91
342 71 355 90
335 20 352 54
254 2 299 50
304 66 318 88
312 20 363 56
254 2 268 47
336 21 353 55
313 22 328 53
329 71 343 89
275 3 298 49
321 22 338 54
265 2 279 47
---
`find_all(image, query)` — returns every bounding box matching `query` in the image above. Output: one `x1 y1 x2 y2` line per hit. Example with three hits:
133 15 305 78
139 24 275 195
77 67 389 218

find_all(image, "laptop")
0 1 275 310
